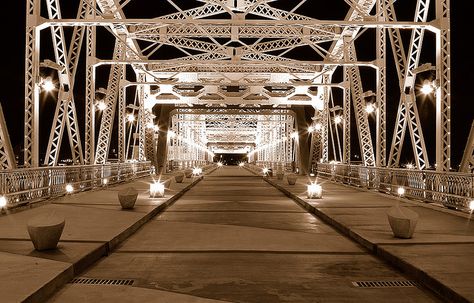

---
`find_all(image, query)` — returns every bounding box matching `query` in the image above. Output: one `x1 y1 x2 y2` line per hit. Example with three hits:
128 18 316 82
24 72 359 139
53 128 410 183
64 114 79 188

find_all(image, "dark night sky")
1 1 472 168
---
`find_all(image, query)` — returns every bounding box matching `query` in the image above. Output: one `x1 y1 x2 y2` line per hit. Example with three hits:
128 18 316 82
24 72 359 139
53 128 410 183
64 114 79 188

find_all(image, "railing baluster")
0 162 151 210
316 163 474 212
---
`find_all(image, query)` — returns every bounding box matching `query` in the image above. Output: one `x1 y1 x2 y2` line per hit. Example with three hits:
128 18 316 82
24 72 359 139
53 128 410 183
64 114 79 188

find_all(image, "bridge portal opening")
214 153 247 166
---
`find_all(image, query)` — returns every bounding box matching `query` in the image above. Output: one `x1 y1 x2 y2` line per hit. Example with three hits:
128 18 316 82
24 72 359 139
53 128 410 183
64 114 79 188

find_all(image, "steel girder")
84 3 96 164
345 40 375 167
168 109 295 161
0 104 16 169
387 0 430 170
342 69 351 164
376 0 386 167
94 41 125 164
43 0 85 166
460 122 474 173
137 74 147 161
19 0 453 173
24 0 40 167
435 0 451 171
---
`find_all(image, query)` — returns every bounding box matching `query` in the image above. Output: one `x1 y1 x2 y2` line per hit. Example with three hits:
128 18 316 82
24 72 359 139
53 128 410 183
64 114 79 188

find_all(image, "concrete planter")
174 173 184 183
287 174 298 185
184 170 193 178
118 187 138 209
276 172 284 180
387 205 419 239
27 213 65 251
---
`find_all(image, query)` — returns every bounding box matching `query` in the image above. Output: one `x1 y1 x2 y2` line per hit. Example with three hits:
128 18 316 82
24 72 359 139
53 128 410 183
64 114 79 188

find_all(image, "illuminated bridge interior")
0 0 472 302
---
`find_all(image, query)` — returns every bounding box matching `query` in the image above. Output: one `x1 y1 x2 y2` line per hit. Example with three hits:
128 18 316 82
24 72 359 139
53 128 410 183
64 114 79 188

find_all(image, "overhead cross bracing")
17 0 453 173
167 108 296 165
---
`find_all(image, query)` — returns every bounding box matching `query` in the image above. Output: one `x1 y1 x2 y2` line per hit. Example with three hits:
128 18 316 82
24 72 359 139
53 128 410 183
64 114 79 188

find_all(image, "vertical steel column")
84 2 96 164
137 74 146 161
342 71 351 164
0 104 17 169
24 0 40 167
376 0 387 167
117 79 126 162
321 76 330 162
435 0 451 171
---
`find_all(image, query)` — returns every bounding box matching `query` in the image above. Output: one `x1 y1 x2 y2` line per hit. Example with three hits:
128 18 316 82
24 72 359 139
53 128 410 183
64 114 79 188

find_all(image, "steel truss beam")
460 122 474 173
44 0 84 166
94 41 125 164
435 0 451 171
345 40 375 166
24 0 40 167
387 0 430 170
19 0 453 173
0 104 16 169
85 2 96 164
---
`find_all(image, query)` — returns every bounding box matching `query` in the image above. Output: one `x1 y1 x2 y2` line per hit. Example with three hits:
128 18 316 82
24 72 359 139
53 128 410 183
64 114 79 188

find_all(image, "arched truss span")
15 0 454 173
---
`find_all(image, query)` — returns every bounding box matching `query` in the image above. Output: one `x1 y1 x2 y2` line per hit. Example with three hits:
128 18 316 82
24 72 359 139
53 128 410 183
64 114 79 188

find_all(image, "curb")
264 177 468 303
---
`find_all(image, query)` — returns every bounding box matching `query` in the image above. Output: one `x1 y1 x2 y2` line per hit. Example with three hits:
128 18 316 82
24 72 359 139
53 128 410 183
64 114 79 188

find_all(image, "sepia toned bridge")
0 0 473 302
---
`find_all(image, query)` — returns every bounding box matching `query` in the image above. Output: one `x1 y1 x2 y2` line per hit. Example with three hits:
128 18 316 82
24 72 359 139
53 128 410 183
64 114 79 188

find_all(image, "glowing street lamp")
238 162 245 167
420 80 434 95
192 167 202 176
65 184 74 193
262 167 269 176
0 196 7 208
150 182 165 198
365 103 376 114
96 101 107 111
127 114 135 123
308 126 315 133
469 200 474 212
334 115 342 125
397 187 405 197
41 77 55 92
314 123 322 131
307 183 323 199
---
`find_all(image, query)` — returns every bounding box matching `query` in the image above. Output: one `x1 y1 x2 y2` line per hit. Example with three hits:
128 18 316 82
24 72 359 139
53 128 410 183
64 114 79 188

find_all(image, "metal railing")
166 160 210 172
316 163 474 212
255 161 294 172
0 162 152 209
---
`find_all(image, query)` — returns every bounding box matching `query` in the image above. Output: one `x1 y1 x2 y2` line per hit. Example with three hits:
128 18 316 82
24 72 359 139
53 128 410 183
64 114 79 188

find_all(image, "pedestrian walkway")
0 170 209 303
48 166 440 303
263 169 474 303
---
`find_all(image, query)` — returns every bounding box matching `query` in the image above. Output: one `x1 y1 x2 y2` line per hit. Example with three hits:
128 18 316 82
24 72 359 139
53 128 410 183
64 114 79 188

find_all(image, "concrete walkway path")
0 170 209 303
49 166 440 303
264 170 474 303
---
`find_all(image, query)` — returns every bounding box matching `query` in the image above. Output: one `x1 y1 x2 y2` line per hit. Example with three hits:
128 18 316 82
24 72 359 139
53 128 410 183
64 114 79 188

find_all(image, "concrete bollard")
174 173 185 183
27 212 65 251
387 205 419 239
287 174 298 185
118 187 138 209
276 171 284 180
184 169 193 178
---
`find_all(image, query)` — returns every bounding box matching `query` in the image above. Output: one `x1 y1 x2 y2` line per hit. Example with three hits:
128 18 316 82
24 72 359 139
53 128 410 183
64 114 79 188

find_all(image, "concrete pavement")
48 166 440 303
262 169 474 303
0 168 214 303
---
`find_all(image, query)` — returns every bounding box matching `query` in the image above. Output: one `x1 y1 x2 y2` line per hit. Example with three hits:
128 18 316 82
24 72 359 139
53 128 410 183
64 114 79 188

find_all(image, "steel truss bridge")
0 0 472 211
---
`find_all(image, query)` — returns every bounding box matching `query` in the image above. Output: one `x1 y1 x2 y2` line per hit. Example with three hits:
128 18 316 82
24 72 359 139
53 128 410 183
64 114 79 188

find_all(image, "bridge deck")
0 166 471 302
